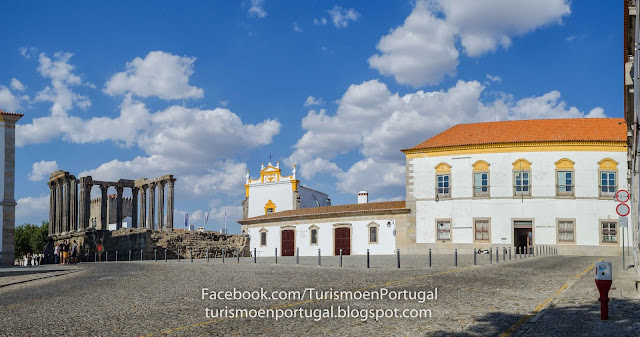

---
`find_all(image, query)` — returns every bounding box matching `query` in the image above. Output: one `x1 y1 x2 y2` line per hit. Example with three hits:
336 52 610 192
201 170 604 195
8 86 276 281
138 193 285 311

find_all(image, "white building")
401 118 630 256
239 162 406 256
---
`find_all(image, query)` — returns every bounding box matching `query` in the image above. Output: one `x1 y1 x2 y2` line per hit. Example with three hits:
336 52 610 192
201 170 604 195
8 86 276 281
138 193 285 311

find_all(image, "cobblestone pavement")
0 255 622 336
517 259 640 337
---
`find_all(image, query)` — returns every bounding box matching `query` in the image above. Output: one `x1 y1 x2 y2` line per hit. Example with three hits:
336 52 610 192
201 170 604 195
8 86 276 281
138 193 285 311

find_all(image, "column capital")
115 185 124 193
132 186 140 193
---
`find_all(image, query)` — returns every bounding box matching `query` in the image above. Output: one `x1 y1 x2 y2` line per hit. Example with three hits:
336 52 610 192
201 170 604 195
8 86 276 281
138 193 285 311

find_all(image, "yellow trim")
555 158 575 170
598 158 618 170
435 162 451 174
245 184 249 197
403 141 626 158
264 200 276 215
472 160 490 171
512 158 532 170
291 180 299 191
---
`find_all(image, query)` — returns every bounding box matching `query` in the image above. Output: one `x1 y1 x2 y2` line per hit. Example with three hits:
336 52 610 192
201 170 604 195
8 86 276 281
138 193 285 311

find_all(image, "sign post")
616 190 630 270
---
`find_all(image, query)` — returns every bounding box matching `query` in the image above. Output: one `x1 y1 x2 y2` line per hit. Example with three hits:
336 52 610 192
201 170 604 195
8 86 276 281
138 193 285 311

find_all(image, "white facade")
407 149 631 255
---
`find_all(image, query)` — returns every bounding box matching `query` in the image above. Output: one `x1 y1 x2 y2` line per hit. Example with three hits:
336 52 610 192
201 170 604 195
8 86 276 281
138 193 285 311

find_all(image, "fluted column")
158 181 165 230
148 183 156 230
63 179 70 232
99 185 108 230
48 182 55 235
83 183 92 229
131 187 139 228
167 179 175 230
78 178 86 231
116 185 124 230
56 180 63 234
140 185 147 229
70 180 77 231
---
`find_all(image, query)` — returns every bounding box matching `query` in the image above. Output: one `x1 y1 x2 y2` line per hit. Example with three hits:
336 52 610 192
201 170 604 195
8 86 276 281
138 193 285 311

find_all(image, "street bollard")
429 249 432 268
222 249 225 263
473 249 477 266
129 250 132 262
367 249 370 268
106 252 108 262
496 247 499 263
190 249 193 263
318 249 321 266
454 249 458 267
140 250 143 261
206 248 209 263
503 247 506 262
94 252 97 262
490 248 492 264
396 249 401 269
509 247 512 261
237 249 240 263
275 248 278 264
116 251 118 261
296 247 299 265
165 249 167 262
254 248 257 264
595 261 612 320
178 248 181 262
155 249 157 262
340 249 343 267
536 246 538 257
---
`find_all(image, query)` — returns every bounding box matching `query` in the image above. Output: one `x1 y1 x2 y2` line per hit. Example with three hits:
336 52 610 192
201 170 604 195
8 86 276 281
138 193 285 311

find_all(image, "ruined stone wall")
47 228 249 261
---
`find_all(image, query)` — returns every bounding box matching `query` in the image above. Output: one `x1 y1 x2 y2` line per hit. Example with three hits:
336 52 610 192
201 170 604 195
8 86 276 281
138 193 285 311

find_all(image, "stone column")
0 114 22 266
131 187 139 228
116 185 124 230
148 183 156 230
78 178 86 231
83 183 92 230
158 181 165 230
56 180 63 234
140 185 147 229
99 185 108 230
167 179 175 230
70 179 77 231
48 182 55 235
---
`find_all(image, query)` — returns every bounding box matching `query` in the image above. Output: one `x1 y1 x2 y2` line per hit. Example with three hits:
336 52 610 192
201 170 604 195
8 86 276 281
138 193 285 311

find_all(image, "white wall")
410 150 630 248
248 219 397 256
247 182 293 218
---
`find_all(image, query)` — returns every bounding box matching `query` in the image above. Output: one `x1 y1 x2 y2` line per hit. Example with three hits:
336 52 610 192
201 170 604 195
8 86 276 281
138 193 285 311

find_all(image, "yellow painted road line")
498 258 603 337
141 266 474 336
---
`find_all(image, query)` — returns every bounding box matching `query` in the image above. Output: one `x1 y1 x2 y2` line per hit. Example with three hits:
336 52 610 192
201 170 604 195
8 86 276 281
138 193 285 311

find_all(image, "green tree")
14 220 48 257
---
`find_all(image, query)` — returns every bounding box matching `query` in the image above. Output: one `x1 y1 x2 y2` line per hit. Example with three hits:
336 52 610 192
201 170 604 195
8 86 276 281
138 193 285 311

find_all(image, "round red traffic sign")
616 190 630 203
616 203 630 217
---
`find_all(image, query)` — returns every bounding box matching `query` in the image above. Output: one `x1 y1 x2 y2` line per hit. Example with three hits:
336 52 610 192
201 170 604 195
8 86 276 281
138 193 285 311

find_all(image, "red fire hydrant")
594 261 612 320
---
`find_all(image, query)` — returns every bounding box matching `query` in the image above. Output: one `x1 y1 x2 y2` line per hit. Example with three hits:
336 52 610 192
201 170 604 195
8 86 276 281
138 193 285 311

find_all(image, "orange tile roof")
404 118 627 151
0 109 24 117
238 201 408 223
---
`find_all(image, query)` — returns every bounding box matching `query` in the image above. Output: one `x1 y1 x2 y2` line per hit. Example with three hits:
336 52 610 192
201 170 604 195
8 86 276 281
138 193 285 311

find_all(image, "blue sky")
0 0 621 233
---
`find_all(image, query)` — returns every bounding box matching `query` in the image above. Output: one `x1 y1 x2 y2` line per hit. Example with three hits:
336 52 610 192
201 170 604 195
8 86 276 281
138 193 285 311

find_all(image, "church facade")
240 118 630 257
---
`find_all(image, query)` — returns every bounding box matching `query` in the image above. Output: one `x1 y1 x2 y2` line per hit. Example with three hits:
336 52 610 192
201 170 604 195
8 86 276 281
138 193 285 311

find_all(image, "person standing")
54 243 60 264
71 241 78 264
96 241 103 262
61 240 69 265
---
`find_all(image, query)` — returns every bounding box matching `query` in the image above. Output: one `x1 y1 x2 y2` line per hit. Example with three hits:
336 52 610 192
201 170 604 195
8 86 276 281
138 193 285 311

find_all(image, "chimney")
358 191 368 204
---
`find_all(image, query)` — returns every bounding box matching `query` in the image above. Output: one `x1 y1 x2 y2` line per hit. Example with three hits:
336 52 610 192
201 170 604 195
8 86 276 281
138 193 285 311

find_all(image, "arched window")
309 225 319 245
472 160 490 197
598 158 618 198
512 158 532 197
367 222 380 244
435 163 452 198
264 200 276 215
259 228 268 247
555 159 575 197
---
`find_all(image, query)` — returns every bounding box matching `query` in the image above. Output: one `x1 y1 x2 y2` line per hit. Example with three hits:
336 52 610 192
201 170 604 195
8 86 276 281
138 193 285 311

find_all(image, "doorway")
334 227 351 255
513 220 533 254
281 229 295 256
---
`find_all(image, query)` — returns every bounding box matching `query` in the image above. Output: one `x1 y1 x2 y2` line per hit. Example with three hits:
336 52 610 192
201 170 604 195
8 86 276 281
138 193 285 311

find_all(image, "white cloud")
369 0 570 87
104 51 204 100
486 74 502 83
18 47 37 59
0 85 21 112
293 22 303 32
369 1 458 87
248 0 267 18
28 160 58 181
303 95 324 107
314 17 328 25
328 6 360 28
16 195 49 225
288 79 605 194
10 78 26 91
566 35 576 42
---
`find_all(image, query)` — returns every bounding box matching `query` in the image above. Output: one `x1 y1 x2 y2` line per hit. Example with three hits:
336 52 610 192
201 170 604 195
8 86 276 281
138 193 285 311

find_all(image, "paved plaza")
0 254 638 336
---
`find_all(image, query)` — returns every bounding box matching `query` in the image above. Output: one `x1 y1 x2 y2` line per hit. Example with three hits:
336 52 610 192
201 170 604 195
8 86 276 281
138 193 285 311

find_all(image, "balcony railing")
556 185 574 197
435 187 450 199
513 186 531 197
599 186 616 198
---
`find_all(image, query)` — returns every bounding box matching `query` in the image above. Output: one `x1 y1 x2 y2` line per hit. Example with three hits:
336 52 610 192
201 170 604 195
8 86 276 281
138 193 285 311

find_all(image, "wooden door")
334 227 351 255
281 230 295 256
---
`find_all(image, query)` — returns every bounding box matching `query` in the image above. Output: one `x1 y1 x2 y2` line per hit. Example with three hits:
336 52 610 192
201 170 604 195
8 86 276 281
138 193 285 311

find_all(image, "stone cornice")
238 208 411 225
